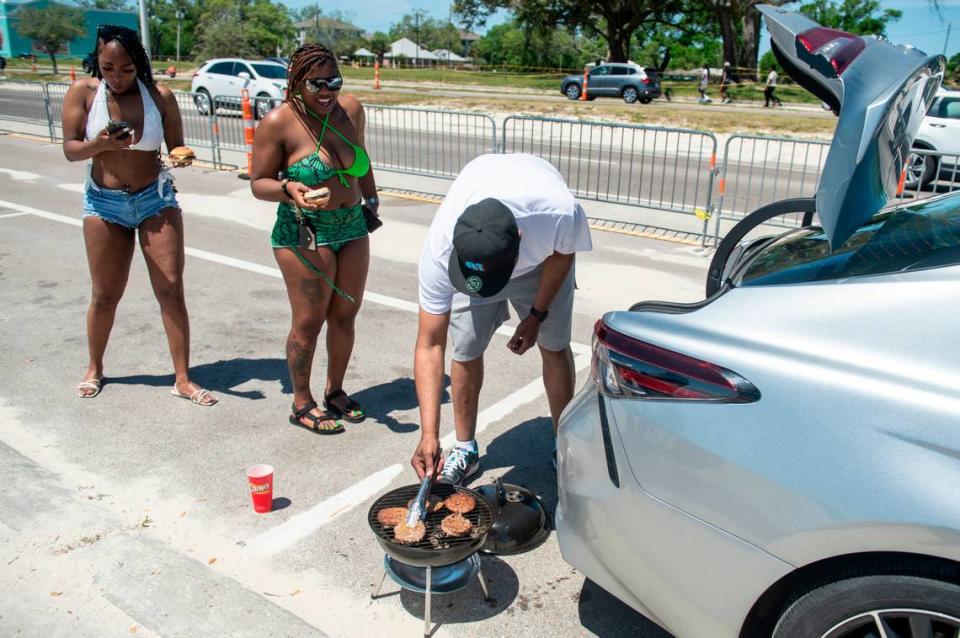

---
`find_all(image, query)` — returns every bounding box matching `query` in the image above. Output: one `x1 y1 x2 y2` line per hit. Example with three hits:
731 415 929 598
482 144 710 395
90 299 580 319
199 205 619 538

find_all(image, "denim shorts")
83 171 179 229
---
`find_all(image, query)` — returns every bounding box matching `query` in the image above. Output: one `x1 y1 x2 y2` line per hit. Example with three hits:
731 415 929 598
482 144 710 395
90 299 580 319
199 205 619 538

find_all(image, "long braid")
285 43 337 104
92 25 154 87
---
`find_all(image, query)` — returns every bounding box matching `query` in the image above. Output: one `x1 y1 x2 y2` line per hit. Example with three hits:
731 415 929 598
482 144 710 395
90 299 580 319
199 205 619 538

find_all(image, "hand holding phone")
106 120 132 139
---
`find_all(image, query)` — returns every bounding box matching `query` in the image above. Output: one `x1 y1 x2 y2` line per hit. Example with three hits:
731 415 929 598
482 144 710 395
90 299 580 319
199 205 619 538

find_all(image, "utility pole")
945 23 952 56
415 9 420 68
175 7 185 63
138 0 151 58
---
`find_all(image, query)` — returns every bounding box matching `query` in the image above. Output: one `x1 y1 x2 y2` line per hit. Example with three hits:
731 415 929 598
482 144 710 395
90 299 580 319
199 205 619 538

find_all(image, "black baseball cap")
448 198 520 298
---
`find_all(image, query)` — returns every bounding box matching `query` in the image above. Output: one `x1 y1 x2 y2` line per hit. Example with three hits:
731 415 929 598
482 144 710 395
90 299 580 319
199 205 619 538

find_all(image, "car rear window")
736 194 960 286
252 64 286 79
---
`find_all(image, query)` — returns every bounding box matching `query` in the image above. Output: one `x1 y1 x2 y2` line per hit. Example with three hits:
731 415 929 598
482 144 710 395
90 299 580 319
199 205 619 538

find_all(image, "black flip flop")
323 390 366 424
289 401 345 435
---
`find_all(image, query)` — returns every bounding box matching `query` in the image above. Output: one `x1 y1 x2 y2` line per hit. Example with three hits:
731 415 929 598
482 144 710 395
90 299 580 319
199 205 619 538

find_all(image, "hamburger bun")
304 187 331 203
168 146 196 166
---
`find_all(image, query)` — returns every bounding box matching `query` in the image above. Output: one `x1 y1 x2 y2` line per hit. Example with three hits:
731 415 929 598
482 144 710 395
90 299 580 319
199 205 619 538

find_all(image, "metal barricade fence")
364 105 497 178
208 94 280 153
0 79 54 138
44 82 70 141
715 134 830 236
501 116 718 217
172 90 221 168
896 149 960 203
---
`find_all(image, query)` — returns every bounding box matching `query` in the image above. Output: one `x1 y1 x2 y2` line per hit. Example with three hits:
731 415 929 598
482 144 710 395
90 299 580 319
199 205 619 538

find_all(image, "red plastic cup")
247 464 274 513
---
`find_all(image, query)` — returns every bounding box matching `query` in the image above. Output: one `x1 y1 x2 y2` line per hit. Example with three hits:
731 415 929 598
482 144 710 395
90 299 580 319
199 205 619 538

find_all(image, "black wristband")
529 306 548 322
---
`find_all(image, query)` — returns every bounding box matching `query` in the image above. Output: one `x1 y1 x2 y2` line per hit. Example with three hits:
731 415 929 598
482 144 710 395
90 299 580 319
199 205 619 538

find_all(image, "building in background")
0 0 138 58
294 17 363 47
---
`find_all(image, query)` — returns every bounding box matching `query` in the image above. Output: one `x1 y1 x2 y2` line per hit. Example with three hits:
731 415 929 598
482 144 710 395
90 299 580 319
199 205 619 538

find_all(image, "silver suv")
561 63 661 104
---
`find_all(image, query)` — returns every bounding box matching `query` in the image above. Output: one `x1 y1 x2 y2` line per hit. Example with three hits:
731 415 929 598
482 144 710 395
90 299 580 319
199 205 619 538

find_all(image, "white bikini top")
85 79 164 151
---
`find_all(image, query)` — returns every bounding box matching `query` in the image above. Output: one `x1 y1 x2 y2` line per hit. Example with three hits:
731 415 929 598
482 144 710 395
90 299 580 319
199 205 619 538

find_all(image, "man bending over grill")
410 154 593 484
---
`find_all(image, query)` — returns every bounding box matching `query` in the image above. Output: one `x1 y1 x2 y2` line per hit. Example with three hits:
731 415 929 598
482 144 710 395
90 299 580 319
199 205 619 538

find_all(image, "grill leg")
424 565 432 638
477 563 492 602
372 569 388 600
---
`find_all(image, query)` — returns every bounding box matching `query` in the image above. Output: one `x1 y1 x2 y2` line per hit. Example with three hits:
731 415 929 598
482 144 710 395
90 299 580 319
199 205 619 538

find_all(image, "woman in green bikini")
251 43 379 434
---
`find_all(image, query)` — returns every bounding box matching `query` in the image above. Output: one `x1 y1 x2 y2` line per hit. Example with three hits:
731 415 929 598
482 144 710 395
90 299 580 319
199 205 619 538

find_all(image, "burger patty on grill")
444 492 476 514
394 520 426 544
440 513 473 536
376 507 409 527
407 495 444 513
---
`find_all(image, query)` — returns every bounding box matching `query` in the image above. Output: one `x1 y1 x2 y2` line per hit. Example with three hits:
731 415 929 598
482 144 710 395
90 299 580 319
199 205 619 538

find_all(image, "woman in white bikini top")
60 24 217 407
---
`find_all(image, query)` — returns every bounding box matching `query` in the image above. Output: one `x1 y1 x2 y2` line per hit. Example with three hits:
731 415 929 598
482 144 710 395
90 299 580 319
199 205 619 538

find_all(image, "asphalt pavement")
0 132 708 637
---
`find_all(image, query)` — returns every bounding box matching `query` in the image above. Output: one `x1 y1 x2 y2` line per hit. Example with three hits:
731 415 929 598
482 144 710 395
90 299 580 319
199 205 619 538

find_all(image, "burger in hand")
168 146 196 168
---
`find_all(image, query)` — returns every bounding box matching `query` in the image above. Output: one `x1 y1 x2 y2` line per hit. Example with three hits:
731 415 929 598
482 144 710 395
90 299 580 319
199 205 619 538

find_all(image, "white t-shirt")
767 70 778 86
418 154 593 315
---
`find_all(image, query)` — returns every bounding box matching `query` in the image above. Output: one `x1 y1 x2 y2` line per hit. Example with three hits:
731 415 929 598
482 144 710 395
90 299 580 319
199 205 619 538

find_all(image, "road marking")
0 168 42 182
0 212 29 220
247 464 403 555
8 199 595 551
1 200 591 356
441 353 591 449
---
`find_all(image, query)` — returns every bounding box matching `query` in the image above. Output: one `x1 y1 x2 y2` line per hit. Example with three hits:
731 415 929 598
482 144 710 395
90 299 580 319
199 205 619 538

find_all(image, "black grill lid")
477 478 550 555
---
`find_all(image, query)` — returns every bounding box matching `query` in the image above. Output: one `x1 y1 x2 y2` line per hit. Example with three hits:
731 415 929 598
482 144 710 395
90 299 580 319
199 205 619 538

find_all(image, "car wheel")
194 89 212 116
639 96 652 104
622 87 639 104
772 575 960 638
904 150 938 190
565 84 581 100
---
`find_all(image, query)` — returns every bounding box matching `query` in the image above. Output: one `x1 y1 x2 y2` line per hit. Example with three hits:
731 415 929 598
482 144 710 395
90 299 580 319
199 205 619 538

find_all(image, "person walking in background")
698 64 711 103
60 25 215 404
0 54 7 78
764 68 782 107
720 62 733 104
250 43 380 435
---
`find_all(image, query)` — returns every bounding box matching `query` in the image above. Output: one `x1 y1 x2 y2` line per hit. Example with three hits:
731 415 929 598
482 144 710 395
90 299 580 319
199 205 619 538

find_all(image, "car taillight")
797 26 865 76
592 320 759 402
641 77 651 85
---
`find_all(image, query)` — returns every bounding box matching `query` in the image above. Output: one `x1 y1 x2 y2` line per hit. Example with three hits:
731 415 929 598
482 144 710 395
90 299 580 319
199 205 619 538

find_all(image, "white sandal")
77 379 103 398
170 385 218 406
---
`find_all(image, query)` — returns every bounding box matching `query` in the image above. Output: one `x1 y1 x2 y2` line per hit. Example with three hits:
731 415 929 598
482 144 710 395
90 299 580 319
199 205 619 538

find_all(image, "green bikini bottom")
272 202 367 303
271 202 367 253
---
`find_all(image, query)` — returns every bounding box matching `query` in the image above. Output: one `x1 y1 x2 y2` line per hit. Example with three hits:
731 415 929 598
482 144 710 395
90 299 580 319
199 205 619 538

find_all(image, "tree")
191 0 294 59
389 12 461 53
15 4 86 74
455 0 680 63
71 0 131 9
948 53 960 86
369 32 390 65
148 0 198 59
799 0 902 36
471 19 587 68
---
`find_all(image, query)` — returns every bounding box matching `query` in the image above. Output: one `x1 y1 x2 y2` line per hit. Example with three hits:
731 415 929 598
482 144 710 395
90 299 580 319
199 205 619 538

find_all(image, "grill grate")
368 484 493 552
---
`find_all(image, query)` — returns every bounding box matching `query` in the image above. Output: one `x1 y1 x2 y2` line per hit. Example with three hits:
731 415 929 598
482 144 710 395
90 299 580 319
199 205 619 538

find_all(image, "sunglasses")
304 75 343 93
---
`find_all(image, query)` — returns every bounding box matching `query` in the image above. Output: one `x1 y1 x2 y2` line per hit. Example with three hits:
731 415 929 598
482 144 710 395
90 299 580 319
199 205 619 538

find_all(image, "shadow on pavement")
351 375 451 434
392 554 519 632
578 579 675 638
481 416 557 524
105 357 291 399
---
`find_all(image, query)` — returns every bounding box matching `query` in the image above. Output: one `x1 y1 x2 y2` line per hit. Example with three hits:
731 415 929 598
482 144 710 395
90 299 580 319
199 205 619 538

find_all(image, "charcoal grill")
369 483 494 637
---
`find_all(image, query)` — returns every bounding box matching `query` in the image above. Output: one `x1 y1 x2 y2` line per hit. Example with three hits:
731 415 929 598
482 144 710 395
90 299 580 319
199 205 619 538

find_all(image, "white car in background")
190 58 287 118
908 87 960 188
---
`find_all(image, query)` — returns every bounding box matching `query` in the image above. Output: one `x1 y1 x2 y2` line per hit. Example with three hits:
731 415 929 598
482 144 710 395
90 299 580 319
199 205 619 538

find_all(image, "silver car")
557 8 960 638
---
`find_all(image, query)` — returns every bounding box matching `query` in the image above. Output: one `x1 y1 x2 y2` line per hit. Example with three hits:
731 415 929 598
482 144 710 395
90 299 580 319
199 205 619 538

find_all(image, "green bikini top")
285 104 370 188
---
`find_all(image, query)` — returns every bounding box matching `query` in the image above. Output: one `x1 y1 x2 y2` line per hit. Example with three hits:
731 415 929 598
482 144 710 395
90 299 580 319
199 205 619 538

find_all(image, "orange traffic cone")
579 66 589 101
374 61 381 90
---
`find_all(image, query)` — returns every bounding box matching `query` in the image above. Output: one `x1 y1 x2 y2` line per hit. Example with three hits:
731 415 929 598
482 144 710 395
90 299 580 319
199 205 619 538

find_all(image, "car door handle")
930 123 946 128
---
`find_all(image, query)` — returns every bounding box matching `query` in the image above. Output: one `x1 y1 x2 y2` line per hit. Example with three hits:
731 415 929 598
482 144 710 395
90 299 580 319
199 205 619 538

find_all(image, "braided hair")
285 43 338 104
92 25 154 87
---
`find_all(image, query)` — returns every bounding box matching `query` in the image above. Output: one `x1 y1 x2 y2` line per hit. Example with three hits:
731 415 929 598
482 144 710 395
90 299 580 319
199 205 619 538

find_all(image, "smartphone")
106 120 131 139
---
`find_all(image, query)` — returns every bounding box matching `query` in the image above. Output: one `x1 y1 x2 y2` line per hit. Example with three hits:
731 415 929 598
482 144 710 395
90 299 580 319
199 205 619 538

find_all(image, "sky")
288 0 958 60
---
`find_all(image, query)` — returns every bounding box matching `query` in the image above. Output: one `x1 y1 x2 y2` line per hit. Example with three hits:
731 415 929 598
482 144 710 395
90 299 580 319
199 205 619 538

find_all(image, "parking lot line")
5 199 596 554
0 199 591 355
247 464 404 555
0 212 29 220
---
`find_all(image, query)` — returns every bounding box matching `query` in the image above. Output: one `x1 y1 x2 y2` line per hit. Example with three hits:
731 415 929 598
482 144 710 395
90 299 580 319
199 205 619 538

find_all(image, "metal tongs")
406 447 441 527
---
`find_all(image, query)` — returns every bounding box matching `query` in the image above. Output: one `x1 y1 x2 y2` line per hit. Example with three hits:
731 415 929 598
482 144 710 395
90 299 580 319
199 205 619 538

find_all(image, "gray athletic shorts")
450 262 575 362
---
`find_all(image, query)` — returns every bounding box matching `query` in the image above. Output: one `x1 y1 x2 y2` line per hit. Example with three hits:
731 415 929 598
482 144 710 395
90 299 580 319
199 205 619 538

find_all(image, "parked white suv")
907 88 960 188
191 58 287 119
